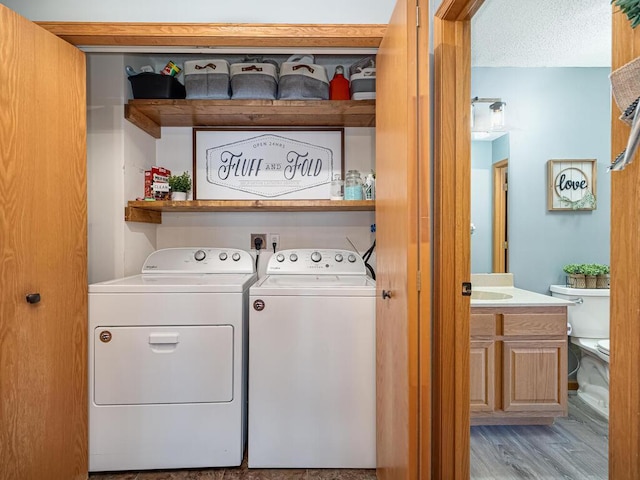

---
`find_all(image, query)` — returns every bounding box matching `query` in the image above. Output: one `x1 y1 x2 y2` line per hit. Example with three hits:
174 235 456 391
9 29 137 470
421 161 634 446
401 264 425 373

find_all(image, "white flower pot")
171 191 187 201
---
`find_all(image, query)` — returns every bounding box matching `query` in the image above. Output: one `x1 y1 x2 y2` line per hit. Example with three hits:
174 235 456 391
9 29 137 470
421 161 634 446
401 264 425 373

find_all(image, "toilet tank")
550 285 609 338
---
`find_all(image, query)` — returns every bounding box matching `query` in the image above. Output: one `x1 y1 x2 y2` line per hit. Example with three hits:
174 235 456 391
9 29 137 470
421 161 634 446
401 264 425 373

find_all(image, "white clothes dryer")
248 249 376 468
88 248 257 472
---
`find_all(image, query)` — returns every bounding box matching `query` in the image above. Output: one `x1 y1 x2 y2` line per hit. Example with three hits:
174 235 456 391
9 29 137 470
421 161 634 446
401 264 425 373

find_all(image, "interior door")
0 5 87 479
376 0 430 478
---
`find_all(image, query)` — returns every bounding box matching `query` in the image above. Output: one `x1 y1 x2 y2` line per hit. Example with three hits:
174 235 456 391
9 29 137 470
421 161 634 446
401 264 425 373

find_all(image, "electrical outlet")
250 233 267 250
269 233 280 249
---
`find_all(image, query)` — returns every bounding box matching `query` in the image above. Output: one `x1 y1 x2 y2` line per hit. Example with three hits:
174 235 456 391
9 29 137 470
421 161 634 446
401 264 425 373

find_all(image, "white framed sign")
193 128 344 200
547 159 597 211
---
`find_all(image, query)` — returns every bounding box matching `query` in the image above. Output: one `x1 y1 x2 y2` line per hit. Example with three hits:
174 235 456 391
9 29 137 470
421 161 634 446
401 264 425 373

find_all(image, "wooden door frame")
610 9 640 479
432 1 484 478
492 159 508 273
435 2 637 479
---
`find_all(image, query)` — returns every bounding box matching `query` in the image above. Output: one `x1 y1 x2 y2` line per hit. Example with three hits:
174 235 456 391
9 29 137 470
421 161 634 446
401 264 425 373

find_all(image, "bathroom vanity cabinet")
470 306 568 425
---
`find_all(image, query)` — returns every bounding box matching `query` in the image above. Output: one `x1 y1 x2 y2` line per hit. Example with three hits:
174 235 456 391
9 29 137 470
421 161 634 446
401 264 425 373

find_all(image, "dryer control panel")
266 249 366 275
142 248 255 274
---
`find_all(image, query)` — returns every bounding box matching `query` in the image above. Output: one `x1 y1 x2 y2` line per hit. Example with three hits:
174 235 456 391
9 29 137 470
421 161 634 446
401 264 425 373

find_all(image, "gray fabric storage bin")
184 59 230 99
278 55 329 100
230 62 278 100
350 68 376 100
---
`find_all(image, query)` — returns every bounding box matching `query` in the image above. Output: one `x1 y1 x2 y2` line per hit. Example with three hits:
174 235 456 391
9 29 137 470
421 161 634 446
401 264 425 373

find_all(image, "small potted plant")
168 171 192 201
581 263 601 289
596 264 610 289
563 263 585 288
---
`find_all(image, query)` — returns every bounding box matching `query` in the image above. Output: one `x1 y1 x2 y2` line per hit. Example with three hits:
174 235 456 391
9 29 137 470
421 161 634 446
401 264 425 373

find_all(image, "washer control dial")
335 253 343 262
347 254 357 263
194 250 207 261
276 253 285 262
232 252 241 261
289 253 298 262
310 251 322 263
218 252 228 261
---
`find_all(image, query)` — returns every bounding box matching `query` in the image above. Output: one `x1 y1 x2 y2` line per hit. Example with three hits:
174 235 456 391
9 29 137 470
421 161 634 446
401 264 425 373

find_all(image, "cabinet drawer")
470 314 497 337
503 313 567 336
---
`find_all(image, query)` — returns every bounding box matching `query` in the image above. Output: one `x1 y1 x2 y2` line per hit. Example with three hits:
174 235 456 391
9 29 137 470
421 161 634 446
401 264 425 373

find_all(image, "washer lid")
89 273 257 293
250 274 376 296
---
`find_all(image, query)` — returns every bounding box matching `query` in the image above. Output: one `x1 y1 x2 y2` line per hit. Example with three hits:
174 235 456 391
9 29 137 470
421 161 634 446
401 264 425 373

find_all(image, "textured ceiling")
471 0 612 67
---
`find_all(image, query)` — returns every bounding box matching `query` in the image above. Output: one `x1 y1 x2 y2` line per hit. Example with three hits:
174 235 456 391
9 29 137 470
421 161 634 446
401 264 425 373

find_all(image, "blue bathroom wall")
471 141 493 273
472 67 611 293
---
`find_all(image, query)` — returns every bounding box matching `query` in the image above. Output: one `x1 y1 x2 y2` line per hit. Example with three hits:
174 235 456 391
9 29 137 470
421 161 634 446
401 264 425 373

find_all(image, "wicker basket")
567 274 586 289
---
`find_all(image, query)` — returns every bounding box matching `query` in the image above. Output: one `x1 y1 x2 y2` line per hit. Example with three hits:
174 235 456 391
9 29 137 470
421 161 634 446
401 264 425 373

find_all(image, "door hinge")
416 6 420 28
503 182 508 191
504 241 508 249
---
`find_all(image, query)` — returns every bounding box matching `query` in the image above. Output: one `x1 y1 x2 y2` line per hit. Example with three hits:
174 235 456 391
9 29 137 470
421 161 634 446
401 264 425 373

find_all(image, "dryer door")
94 325 233 405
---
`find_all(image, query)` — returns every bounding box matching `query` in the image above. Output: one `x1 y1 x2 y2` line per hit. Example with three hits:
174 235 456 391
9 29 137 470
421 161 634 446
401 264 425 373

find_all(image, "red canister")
329 65 350 100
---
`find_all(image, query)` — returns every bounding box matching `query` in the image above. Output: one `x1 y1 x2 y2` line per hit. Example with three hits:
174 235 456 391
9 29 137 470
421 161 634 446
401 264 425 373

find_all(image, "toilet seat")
597 339 610 356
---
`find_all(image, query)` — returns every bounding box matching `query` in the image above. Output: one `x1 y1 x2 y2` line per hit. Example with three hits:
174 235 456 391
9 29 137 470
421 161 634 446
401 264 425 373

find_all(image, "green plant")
559 190 597 210
581 264 602 276
613 0 640 29
562 264 583 275
168 171 192 192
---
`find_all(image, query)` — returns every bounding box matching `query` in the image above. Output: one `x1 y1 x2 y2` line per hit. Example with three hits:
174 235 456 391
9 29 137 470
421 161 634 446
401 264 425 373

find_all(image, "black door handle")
382 290 392 300
26 293 41 304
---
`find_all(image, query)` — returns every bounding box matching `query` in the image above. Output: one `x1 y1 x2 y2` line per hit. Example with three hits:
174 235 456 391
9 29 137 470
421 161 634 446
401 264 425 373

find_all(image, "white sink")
471 289 513 300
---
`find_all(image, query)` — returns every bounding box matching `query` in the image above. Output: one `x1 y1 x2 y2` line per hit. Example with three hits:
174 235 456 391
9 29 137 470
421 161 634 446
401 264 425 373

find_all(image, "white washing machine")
248 248 376 468
88 247 257 472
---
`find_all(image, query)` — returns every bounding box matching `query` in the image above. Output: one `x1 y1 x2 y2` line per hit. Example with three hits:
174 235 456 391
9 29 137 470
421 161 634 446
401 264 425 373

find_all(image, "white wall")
1 0 395 23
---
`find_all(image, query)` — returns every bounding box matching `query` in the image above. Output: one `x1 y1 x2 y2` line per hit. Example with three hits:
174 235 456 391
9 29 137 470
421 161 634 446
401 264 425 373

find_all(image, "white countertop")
470 273 573 307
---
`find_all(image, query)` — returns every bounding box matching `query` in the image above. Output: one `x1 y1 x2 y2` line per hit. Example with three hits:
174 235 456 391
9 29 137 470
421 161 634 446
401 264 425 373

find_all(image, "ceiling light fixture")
471 97 506 131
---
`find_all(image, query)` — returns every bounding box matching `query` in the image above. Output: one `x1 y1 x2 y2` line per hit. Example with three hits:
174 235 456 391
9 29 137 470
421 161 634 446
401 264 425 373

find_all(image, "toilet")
550 285 610 419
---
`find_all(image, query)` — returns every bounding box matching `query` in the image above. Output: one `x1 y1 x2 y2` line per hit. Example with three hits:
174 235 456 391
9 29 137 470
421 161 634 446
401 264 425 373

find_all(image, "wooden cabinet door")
376 0 429 478
470 340 495 413
0 5 87 479
502 340 567 414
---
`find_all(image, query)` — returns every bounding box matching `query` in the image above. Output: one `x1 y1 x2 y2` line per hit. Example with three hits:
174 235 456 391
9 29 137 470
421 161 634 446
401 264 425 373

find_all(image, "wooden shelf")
125 199 375 223
124 99 376 138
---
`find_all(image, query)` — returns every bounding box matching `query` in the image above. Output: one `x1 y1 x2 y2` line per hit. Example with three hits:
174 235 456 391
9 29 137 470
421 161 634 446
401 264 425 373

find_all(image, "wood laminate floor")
470 394 609 479
89 394 607 480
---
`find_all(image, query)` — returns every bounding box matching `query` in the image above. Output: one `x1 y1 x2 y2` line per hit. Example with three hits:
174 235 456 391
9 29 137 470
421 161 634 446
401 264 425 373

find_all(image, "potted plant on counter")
168 171 192 201
563 263 586 288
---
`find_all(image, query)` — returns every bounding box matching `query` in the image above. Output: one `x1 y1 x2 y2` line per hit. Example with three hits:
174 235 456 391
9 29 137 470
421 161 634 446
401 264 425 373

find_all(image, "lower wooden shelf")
125 199 375 224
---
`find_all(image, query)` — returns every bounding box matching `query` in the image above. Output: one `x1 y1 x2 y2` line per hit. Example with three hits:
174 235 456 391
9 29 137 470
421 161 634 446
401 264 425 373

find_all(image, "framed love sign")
547 159 597 211
193 128 344 200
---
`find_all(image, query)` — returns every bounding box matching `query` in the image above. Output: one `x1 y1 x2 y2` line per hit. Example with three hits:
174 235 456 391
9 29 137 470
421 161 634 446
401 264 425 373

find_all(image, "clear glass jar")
330 174 344 200
344 170 364 200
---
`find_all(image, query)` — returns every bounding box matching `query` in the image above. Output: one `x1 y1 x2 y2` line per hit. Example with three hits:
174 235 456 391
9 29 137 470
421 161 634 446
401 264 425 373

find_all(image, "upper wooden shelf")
36 22 386 48
125 99 376 138
125 199 375 223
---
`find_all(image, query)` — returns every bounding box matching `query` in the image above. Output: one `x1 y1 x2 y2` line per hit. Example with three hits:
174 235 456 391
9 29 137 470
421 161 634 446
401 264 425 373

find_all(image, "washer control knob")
289 253 298 262
219 252 228 261
276 253 285 262
347 254 357 263
335 254 344 262
310 251 322 263
232 252 241 261
194 250 207 261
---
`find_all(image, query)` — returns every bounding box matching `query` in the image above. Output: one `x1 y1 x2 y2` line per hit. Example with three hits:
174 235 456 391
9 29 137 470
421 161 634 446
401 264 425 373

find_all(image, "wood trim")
568 380 579 391
417 1 432 478
610 6 640 480
433 6 475 480
434 1 486 478
35 22 386 48
492 159 507 272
